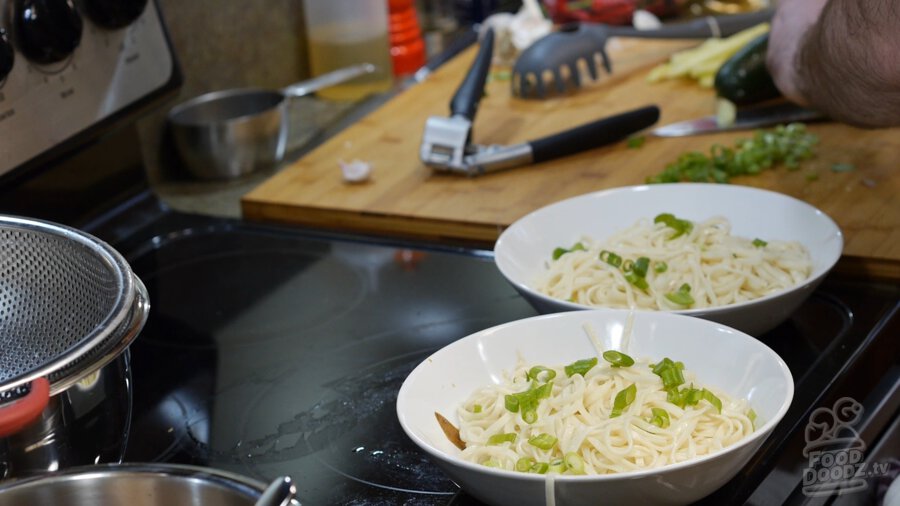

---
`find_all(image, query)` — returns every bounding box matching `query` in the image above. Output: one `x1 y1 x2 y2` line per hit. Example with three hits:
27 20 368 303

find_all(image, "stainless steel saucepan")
0 215 149 478
0 463 299 505
167 63 375 180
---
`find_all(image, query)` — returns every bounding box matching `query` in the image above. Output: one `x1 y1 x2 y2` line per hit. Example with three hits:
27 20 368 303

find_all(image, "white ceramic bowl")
494 183 843 336
397 309 794 506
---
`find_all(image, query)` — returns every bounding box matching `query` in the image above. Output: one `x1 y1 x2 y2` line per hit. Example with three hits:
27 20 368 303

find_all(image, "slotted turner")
512 8 773 99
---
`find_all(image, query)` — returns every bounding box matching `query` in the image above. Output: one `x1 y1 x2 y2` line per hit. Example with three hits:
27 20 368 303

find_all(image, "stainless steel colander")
0 215 149 402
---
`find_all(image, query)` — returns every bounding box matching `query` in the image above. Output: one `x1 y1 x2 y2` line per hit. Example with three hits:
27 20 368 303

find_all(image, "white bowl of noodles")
396 309 793 506
493 183 843 336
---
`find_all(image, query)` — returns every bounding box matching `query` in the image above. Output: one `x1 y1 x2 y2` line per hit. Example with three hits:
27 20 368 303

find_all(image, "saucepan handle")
529 105 660 164
0 378 50 437
281 63 376 98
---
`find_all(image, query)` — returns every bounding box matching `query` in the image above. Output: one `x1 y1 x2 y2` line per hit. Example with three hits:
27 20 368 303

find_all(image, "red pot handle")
0 378 50 437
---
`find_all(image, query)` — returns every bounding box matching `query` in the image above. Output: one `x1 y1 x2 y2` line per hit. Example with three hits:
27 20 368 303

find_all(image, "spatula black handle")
530 105 660 164
450 29 494 121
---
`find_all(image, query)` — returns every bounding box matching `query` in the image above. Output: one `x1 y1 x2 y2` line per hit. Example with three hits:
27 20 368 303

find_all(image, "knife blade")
652 102 826 137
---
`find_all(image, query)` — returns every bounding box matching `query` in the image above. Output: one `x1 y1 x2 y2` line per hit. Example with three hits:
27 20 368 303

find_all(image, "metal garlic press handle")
603 8 774 39
530 105 660 163
450 28 494 121
282 63 376 98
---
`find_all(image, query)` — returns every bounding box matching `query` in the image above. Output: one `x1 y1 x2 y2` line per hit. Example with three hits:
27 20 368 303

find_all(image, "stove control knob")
81 0 148 29
12 0 83 64
0 30 13 81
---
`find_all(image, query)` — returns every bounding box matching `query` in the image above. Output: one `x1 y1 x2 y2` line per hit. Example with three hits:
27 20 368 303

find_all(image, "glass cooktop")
119 214 900 505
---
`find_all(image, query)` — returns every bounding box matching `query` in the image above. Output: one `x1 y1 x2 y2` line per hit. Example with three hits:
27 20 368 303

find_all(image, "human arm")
767 0 900 128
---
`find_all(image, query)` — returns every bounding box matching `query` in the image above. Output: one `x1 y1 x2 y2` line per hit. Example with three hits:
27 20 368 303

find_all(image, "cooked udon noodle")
536 214 812 310
457 351 755 475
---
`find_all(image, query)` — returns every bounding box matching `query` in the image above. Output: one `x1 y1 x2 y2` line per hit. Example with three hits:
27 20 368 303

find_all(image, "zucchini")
714 32 781 106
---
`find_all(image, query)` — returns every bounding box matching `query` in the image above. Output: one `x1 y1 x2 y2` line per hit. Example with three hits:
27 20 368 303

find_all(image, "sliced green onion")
473 404 482 413
651 357 675 375
602 350 635 368
624 272 649 290
752 238 768 248
488 433 517 445
516 457 536 472
653 261 668 273
599 250 623 267
702 388 723 413
483 457 501 468
552 242 586 260
649 407 671 428
547 458 566 474
565 357 598 377
666 387 686 408
747 408 758 427
505 380 554 420
831 162 855 172
665 283 694 307
632 257 650 277
527 366 557 383
684 386 703 406
530 462 549 474
654 213 694 239
564 452 585 474
528 433 558 450
659 367 685 390
610 383 637 418
533 381 553 399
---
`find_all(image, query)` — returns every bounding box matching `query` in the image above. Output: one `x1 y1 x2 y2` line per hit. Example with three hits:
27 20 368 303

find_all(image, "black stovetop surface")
113 210 900 506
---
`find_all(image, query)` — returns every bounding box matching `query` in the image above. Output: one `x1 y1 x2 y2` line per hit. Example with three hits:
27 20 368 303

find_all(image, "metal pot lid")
0 215 148 395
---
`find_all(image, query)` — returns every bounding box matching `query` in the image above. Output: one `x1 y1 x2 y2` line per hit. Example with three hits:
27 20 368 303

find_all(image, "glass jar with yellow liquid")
302 0 394 101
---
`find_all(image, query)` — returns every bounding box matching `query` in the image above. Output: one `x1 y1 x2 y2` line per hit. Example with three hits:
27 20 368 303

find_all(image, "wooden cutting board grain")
242 39 900 280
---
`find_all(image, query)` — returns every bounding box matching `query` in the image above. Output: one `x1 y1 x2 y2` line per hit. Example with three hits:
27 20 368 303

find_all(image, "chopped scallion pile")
646 123 819 184
752 238 767 247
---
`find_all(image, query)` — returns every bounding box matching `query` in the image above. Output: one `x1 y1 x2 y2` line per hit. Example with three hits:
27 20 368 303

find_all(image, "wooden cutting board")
242 39 900 280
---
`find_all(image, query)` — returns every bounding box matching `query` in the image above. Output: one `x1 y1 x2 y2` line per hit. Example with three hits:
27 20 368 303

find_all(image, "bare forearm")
797 0 900 127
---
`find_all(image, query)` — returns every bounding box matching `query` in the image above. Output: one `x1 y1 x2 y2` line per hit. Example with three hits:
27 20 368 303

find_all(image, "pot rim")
0 216 143 395
0 462 270 498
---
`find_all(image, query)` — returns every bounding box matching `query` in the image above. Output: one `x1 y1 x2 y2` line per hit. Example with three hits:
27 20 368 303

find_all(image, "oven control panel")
0 0 175 176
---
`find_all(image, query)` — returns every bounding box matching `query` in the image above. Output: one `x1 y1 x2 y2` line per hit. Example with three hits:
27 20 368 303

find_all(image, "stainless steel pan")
167 64 375 180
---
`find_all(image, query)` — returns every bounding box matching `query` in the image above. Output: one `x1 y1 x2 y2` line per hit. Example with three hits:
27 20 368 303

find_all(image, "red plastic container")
388 0 426 76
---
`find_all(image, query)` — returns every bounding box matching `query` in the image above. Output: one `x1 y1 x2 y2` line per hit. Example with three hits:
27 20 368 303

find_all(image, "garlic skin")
479 0 551 66
339 159 372 183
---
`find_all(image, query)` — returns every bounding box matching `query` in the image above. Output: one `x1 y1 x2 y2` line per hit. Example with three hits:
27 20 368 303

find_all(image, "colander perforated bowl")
0 215 149 402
